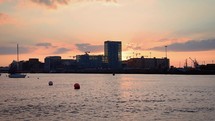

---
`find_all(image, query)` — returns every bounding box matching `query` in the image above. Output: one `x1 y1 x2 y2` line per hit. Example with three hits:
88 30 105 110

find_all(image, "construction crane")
85 51 90 55
189 57 199 69
135 53 141 58
141 55 148 58
184 59 188 68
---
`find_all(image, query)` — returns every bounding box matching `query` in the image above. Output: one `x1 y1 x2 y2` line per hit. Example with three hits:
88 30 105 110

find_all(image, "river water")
0 74 215 121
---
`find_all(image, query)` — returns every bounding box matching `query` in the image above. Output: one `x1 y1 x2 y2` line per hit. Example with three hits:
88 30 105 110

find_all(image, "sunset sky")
0 0 215 67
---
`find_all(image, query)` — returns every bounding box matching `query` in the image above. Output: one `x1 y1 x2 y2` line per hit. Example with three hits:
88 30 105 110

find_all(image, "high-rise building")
104 41 122 69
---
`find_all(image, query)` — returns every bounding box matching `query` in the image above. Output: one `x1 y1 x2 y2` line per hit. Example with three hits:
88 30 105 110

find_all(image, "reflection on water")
0 74 215 121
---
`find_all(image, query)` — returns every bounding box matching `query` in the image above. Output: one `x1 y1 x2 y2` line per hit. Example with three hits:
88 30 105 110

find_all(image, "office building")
22 58 44 72
44 56 61 72
104 41 122 69
76 53 105 69
124 56 170 71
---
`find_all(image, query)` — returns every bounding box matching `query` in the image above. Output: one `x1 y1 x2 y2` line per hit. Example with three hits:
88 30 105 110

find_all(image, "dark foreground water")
0 74 215 121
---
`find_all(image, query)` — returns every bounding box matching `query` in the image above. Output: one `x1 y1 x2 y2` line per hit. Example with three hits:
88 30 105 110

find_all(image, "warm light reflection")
119 76 134 99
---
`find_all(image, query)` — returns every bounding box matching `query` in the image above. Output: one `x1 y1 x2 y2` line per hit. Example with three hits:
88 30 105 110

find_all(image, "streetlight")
165 46 167 58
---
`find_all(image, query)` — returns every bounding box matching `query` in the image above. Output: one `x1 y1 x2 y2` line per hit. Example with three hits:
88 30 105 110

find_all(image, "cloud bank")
0 13 14 25
36 42 53 48
76 43 103 53
30 0 70 9
30 0 117 9
53 47 71 54
0 46 30 55
150 39 215 52
35 42 71 54
125 43 142 51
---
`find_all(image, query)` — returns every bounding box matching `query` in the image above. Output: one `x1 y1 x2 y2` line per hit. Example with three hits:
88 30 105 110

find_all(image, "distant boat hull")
9 73 26 78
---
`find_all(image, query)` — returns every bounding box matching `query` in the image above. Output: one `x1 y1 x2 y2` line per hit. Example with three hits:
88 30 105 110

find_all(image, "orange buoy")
74 83 80 89
48 81 53 86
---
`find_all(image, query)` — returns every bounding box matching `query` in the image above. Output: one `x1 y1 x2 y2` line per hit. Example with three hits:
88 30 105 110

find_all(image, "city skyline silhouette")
0 0 215 67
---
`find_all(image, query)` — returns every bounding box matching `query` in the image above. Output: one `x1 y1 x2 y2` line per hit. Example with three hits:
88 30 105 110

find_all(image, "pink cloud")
1 0 118 10
27 0 117 9
0 0 13 4
0 0 5 3
33 38 75 55
125 43 142 51
0 13 15 25
30 0 70 9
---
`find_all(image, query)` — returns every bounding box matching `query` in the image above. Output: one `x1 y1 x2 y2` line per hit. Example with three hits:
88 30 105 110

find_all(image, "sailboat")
8 44 26 78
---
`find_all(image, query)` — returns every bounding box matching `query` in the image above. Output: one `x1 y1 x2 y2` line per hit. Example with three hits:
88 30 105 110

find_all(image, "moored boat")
8 73 26 78
8 44 26 78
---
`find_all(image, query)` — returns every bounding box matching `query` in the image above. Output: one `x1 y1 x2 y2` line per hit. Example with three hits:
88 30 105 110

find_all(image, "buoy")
74 83 80 89
48 81 53 86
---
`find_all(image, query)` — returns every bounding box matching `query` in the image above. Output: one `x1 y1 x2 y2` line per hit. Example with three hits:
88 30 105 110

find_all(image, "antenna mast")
16 44 19 70
17 44 19 62
165 46 167 58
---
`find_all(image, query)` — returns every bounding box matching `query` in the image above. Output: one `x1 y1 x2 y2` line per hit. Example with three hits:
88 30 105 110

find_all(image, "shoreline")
1 71 215 75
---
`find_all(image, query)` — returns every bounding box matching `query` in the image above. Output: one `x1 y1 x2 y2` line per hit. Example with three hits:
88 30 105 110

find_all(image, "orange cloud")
0 0 6 3
29 0 70 9
27 0 117 9
33 38 75 55
75 43 103 53
0 13 15 25
150 39 215 52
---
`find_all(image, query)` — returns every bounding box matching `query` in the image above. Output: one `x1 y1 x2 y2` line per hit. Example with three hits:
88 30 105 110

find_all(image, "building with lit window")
76 53 105 69
124 56 170 72
104 41 122 69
